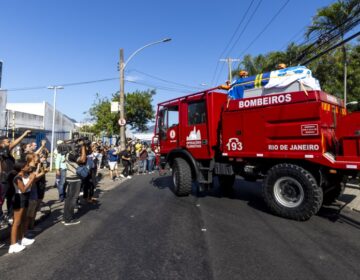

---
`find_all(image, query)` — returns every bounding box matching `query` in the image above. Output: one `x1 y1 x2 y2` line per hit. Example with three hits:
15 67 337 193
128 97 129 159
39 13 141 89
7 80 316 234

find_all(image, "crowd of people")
0 132 162 254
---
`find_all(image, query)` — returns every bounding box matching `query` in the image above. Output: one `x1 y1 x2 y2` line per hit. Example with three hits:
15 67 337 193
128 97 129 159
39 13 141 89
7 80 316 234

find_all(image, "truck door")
158 105 179 154
182 99 210 159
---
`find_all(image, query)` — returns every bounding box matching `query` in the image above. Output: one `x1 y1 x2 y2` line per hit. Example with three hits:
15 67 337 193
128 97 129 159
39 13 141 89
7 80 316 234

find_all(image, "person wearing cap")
219 70 249 91
222 70 250 107
54 140 67 202
239 70 248 78
276 63 287 70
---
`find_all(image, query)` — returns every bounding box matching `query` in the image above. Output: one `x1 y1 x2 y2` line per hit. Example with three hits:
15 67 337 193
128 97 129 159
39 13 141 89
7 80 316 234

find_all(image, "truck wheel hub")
274 177 304 208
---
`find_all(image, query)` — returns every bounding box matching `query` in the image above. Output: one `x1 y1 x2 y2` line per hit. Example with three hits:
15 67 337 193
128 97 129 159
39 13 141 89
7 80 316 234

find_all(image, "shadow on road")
151 175 270 214
150 175 360 228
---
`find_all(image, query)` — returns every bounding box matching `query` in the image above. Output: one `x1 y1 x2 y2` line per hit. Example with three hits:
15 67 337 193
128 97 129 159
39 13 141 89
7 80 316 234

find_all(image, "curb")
338 205 360 226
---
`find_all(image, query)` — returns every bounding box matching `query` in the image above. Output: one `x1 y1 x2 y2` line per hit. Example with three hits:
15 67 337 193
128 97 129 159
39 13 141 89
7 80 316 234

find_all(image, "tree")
305 0 360 104
87 89 156 136
123 89 156 132
88 93 118 136
232 43 305 79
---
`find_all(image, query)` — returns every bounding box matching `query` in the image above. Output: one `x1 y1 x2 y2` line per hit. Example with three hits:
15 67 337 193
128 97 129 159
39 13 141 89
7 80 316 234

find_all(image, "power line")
225 0 263 58
125 79 190 94
5 77 119 92
238 0 290 57
296 9 360 63
214 0 264 86
127 69 202 90
211 0 256 85
302 30 360 65
4 75 192 97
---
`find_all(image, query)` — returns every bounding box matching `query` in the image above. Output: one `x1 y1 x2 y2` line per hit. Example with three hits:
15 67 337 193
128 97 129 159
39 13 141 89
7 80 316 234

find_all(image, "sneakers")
21 237 35 246
127 176 132 179
64 220 81 226
8 243 26 254
120 174 125 178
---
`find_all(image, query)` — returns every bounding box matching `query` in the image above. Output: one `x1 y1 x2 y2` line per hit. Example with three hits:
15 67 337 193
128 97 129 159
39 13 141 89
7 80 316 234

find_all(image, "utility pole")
117 38 172 151
119 49 126 150
220 57 241 82
11 110 15 157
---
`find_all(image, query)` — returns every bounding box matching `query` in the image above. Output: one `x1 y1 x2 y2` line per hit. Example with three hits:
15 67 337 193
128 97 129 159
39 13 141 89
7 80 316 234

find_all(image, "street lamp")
47 85 64 171
119 37 172 150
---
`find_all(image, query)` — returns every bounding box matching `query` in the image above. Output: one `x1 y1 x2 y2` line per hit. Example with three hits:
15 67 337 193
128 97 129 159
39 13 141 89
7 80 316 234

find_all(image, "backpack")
76 165 90 179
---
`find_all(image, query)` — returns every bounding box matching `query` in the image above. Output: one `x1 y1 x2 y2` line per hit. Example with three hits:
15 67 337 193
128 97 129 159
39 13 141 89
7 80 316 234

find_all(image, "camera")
57 137 90 162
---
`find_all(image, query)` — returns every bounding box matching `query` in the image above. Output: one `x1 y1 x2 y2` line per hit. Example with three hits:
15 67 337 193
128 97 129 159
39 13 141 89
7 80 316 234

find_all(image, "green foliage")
232 43 305 77
306 0 359 39
88 90 156 136
88 93 118 136
111 89 156 132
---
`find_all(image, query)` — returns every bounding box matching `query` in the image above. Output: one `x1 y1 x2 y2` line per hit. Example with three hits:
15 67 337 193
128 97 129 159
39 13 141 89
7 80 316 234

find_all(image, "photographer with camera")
0 130 32 227
58 138 87 226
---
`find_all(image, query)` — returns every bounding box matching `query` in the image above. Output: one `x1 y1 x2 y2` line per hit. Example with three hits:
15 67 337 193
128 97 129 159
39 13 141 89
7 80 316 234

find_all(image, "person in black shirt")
120 146 132 179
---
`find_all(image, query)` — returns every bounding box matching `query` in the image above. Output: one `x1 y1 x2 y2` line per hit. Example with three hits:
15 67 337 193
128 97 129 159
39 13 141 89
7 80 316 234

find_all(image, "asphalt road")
1 174 360 280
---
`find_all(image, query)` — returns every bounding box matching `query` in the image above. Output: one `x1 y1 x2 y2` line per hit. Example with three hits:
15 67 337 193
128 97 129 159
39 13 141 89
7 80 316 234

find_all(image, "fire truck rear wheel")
262 163 323 221
172 158 192 196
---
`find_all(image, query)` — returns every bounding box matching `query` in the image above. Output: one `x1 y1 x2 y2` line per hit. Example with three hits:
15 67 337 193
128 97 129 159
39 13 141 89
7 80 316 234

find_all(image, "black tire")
172 158 192 196
262 163 323 221
218 174 235 194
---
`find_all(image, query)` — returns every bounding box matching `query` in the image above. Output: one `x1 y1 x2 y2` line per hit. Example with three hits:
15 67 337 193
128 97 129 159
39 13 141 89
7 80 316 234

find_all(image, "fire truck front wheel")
262 163 323 221
172 158 192 196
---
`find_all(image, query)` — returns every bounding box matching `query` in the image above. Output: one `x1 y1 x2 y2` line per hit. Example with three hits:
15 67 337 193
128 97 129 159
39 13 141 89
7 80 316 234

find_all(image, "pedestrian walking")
120 146 132 179
139 146 148 174
107 145 119 180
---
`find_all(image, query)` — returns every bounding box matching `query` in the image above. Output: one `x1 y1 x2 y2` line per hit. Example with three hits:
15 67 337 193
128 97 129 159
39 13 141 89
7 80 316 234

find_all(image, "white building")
6 102 76 132
0 90 7 130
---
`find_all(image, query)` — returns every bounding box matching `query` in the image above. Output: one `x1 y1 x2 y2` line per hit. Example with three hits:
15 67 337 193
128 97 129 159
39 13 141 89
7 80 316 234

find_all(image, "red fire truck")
153 80 360 221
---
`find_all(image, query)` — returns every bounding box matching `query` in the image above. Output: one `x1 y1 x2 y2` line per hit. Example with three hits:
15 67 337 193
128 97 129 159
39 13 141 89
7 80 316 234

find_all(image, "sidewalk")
341 184 360 211
0 168 125 243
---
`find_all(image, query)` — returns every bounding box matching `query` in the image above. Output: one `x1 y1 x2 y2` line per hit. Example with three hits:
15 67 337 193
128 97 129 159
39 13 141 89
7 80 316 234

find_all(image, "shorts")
27 199 38 218
13 192 30 210
108 161 118 171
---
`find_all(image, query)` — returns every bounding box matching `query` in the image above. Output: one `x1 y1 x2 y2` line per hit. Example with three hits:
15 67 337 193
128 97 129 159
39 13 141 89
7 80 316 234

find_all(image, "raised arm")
9 130 31 151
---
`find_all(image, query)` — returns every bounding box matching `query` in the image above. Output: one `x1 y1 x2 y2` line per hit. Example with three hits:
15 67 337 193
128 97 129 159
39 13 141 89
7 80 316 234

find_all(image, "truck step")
198 179 212 184
199 167 210 171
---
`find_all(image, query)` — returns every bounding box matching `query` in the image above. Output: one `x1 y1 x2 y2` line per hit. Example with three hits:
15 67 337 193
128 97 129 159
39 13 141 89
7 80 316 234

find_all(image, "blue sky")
0 0 339 122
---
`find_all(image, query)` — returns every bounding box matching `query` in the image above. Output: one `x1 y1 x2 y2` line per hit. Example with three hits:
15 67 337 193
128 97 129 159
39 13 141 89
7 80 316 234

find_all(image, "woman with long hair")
8 158 36 254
